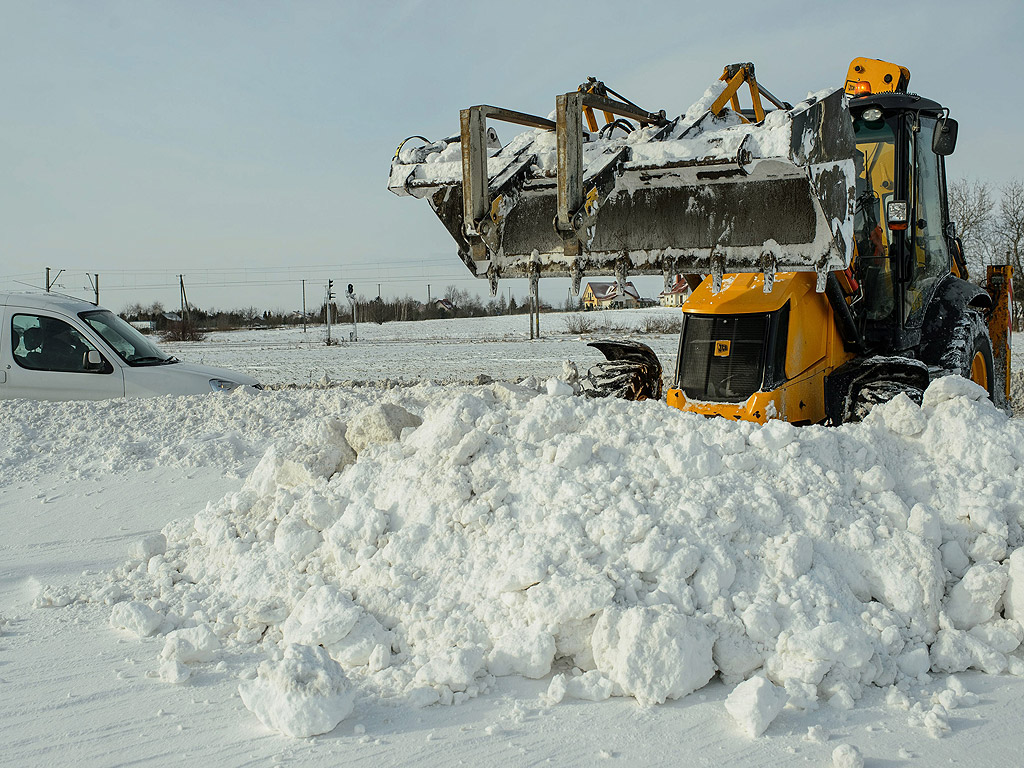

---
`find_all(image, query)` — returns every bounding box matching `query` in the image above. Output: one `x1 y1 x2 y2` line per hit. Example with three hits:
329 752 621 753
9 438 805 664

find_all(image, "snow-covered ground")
158 309 682 388
3 310 1024 767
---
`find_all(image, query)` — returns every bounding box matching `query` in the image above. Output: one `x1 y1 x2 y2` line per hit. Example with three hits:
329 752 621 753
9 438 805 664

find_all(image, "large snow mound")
49 377 1024 737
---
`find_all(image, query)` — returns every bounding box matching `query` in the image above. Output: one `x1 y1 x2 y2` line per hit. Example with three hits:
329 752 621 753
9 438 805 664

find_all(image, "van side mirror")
86 350 104 370
932 117 958 156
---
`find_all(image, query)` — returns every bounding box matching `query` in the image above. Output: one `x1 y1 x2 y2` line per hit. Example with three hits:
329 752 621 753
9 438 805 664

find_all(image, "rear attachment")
986 264 1013 407
580 340 663 401
389 64 858 295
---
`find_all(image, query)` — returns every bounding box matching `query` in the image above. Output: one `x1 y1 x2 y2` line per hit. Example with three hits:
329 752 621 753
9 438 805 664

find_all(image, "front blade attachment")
388 83 857 288
581 340 663 401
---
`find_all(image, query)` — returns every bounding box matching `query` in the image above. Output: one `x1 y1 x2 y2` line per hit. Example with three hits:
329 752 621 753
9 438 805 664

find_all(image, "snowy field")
158 308 683 388
3 309 1024 768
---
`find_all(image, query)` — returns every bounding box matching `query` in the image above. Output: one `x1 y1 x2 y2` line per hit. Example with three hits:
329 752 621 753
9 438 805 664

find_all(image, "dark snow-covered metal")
389 87 858 292
581 340 663 401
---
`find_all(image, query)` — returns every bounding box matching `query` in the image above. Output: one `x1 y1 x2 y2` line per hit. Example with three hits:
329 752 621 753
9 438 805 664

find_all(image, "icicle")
711 252 725 295
488 265 500 297
663 259 676 294
760 250 777 294
615 258 628 298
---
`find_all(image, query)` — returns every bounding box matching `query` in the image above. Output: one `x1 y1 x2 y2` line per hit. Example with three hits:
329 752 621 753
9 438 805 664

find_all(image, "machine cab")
848 63 960 353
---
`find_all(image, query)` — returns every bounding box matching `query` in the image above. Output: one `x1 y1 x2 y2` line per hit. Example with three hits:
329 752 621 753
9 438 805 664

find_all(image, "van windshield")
80 310 175 366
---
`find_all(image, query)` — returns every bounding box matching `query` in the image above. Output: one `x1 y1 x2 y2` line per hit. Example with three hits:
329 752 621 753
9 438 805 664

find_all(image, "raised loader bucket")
389 69 858 294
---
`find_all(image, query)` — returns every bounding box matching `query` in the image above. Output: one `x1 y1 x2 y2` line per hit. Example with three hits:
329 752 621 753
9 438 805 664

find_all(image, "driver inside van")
26 318 91 372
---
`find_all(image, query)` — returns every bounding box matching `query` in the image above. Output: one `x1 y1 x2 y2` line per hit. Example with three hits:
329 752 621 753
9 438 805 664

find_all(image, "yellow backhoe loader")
389 58 1012 424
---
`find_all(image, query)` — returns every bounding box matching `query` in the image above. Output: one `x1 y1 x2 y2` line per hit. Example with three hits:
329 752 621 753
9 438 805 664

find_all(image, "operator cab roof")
850 92 945 116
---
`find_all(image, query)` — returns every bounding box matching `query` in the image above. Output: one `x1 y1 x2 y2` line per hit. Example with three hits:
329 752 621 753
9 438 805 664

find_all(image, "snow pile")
59 376 1024 738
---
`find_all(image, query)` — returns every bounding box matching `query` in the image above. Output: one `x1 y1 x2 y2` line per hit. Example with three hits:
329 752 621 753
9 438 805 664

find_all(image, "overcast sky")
2 0 1022 312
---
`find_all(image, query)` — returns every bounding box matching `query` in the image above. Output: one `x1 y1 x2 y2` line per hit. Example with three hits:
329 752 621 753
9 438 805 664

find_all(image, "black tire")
944 309 994 399
849 380 924 422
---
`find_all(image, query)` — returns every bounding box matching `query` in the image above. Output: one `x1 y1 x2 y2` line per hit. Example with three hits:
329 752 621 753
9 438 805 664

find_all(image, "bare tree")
992 179 1024 329
948 177 994 278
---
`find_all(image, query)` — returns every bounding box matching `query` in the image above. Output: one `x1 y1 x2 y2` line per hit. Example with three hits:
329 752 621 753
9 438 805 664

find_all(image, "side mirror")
85 349 104 370
932 117 958 156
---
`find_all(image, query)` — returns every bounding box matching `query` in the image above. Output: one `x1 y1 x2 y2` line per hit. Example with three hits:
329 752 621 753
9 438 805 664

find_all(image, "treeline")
121 302 305 331
122 286 574 335
357 287 565 325
949 177 1023 326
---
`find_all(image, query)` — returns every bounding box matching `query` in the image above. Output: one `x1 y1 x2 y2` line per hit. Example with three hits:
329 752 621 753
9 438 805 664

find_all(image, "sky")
2 0 1022 313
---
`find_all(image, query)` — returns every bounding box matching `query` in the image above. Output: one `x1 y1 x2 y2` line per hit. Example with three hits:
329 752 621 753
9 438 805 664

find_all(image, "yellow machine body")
665 273 856 423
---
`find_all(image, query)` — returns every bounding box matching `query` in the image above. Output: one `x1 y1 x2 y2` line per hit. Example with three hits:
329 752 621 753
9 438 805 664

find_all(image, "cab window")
12 314 109 374
853 112 897 323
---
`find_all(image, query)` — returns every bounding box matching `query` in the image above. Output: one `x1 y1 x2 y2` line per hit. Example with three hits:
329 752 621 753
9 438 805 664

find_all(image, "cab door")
903 115 952 329
1 308 125 400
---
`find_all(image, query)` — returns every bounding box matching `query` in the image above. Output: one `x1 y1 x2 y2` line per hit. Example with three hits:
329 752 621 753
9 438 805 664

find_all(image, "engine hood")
123 360 261 397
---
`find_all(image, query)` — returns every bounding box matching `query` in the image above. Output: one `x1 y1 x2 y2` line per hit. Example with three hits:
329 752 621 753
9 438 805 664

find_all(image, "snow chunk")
487 627 556 679
159 659 191 684
161 624 221 664
945 563 1008 629
552 434 594 470
545 377 574 397
281 585 390 668
832 743 864 768
110 601 163 637
748 419 795 451
725 676 787 737
591 606 714 706
245 430 355 496
238 644 354 738
346 403 422 453
859 465 894 494
129 534 166 563
922 375 991 407
274 514 321 560
545 670 614 704
1002 548 1024 624
930 628 1007 674
565 670 614 701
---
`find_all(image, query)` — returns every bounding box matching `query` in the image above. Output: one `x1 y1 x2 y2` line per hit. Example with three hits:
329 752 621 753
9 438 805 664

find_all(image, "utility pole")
179 275 191 334
45 267 63 292
377 283 381 299
87 273 100 305
302 279 307 333
326 280 335 344
427 284 431 304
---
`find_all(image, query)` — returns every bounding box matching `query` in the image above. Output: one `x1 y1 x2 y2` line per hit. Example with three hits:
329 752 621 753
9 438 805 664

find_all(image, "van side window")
12 314 106 374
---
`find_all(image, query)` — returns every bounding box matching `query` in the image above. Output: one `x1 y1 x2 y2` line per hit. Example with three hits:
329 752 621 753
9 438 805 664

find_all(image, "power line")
0 257 460 279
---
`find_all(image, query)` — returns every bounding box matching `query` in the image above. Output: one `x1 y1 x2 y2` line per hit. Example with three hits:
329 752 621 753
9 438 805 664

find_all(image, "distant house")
659 275 691 307
129 320 156 332
434 298 456 313
581 281 641 310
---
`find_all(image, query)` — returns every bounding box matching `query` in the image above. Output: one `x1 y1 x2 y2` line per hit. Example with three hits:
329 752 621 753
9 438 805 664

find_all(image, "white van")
0 292 261 400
